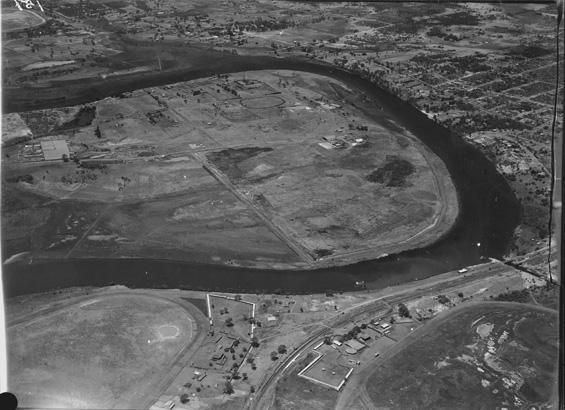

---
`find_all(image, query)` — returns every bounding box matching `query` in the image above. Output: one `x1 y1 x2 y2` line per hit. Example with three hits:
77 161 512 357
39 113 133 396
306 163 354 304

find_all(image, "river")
2 50 521 296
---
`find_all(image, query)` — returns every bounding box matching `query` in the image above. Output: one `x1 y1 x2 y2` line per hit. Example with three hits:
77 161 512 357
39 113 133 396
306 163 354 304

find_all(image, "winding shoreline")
2 53 521 296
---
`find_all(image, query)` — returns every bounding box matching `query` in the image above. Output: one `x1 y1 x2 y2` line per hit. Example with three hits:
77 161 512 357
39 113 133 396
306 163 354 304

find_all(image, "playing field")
8 294 197 409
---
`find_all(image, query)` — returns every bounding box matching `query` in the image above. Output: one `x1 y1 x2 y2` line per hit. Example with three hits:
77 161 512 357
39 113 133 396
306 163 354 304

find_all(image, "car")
458 268 468 273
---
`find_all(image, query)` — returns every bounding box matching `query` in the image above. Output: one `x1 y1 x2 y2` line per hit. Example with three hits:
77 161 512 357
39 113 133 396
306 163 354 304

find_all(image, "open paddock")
1 10 45 33
3 70 458 268
209 294 254 341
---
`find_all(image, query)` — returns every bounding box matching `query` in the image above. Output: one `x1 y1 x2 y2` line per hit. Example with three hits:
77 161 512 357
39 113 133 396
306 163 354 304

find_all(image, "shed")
211 352 225 361
345 339 365 352
40 140 70 161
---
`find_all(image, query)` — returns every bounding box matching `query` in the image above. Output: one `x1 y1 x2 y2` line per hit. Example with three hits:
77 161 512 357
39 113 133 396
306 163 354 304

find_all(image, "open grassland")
1 10 45 33
210 295 253 341
273 353 339 410
2 70 457 268
8 293 197 409
354 303 558 410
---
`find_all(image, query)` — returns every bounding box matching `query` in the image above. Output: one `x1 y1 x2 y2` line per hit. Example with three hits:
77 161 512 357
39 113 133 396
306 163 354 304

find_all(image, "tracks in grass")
193 151 315 264
64 205 113 258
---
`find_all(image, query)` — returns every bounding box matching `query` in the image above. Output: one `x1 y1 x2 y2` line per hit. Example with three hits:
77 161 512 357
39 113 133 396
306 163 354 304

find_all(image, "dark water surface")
2 50 521 296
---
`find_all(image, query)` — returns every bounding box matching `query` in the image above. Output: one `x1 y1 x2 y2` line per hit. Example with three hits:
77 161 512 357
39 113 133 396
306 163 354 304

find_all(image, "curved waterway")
2 51 521 296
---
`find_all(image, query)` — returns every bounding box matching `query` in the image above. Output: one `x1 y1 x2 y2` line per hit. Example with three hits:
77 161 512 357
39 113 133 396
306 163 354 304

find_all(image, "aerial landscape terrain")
1 0 562 409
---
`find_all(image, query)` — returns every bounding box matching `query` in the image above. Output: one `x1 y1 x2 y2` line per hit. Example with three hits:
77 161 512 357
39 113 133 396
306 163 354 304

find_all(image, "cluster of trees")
448 112 529 136
60 169 99 185
269 344 287 361
366 157 415 187
398 303 411 318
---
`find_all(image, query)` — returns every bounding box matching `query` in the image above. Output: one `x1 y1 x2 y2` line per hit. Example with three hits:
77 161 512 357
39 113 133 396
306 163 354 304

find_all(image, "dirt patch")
207 147 274 180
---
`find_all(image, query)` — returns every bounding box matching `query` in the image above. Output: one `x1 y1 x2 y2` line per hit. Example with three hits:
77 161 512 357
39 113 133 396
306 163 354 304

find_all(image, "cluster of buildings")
19 139 70 162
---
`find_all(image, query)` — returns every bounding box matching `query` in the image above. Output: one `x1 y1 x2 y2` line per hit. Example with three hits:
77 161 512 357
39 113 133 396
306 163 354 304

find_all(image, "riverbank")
2 53 520 295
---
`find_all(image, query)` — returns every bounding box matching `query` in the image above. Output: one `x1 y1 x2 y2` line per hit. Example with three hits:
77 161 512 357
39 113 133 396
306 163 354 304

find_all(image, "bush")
494 289 530 303
223 381 234 395
437 295 451 304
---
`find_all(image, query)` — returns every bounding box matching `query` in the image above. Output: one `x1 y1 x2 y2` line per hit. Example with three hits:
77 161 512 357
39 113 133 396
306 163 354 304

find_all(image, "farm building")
40 140 70 161
344 339 366 353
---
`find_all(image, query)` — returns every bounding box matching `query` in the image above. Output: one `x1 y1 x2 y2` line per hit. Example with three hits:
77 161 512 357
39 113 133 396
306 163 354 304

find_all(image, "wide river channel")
2 51 521 296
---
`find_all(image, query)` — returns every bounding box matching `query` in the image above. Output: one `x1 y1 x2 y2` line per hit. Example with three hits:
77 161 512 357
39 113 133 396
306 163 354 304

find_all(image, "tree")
225 317 234 327
224 381 234 395
277 344 287 354
270 351 278 361
323 336 332 345
251 336 260 348
250 386 255 393
62 154 69 162
180 393 189 404
398 303 411 318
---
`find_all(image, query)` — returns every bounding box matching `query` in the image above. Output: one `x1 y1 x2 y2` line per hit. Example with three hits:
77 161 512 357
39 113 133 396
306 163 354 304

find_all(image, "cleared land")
7 293 198 409
345 303 559 410
2 70 458 268
273 352 340 410
1 10 45 33
299 350 352 390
